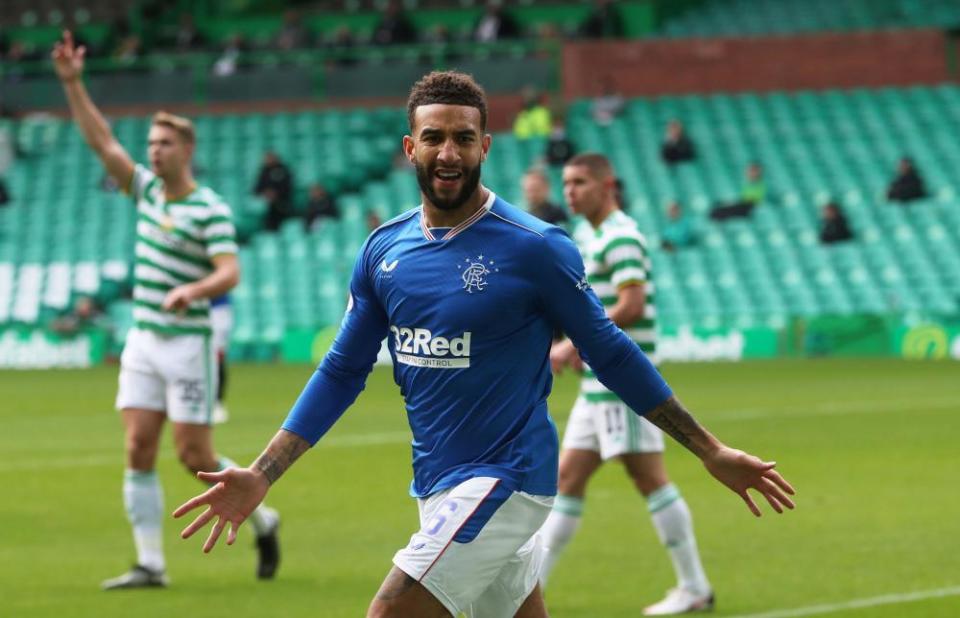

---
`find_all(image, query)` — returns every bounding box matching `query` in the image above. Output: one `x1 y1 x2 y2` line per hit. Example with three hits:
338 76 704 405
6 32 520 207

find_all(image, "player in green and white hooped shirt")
538 154 713 616
53 31 280 590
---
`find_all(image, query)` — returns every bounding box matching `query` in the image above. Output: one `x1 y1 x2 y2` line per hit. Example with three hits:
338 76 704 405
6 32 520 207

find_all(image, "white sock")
123 469 165 572
648 483 710 595
537 494 583 588
217 456 278 537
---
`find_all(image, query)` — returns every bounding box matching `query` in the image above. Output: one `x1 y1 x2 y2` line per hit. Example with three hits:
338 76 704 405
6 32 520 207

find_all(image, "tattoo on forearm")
645 396 709 457
253 432 310 485
375 570 418 601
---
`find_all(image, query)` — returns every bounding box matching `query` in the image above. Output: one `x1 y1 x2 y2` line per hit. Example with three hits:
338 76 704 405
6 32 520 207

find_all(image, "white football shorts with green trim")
562 395 664 459
116 327 217 424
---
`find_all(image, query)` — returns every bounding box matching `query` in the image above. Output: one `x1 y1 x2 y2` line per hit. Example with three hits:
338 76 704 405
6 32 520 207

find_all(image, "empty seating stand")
1 87 958 357
567 85 960 330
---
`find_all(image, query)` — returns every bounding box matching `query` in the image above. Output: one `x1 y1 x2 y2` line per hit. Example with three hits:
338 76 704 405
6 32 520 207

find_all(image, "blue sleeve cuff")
586 330 674 417
637 382 674 416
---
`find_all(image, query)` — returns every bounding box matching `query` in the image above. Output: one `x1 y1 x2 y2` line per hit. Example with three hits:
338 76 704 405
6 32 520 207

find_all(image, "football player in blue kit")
174 71 795 618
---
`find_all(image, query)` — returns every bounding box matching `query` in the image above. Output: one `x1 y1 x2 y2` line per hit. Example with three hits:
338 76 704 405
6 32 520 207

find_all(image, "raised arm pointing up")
52 30 135 190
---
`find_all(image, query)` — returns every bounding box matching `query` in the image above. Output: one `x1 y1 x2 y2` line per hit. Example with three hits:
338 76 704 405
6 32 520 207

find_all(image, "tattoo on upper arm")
375 569 418 601
253 432 310 485
644 396 705 456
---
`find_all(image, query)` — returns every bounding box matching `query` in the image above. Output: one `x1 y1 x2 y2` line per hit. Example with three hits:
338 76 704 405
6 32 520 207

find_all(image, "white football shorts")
115 327 217 424
393 476 553 617
562 395 665 459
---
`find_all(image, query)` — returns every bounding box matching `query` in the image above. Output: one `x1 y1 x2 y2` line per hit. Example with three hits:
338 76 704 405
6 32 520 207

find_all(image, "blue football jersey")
282 191 672 497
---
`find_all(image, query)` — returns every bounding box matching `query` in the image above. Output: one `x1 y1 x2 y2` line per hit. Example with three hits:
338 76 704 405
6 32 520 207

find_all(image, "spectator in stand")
2 39 21 63
213 34 248 77
819 201 854 245
373 0 417 46
591 77 625 127
661 120 696 166
0 175 10 206
0 41 32 84
474 1 520 43
114 35 142 68
426 24 453 45
534 22 562 58
366 210 383 232
7 39 44 63
304 183 339 230
661 201 697 252
49 296 103 335
327 26 356 66
514 88 552 140
254 151 294 232
522 168 567 226
545 121 575 167
887 157 927 203
276 9 308 51
580 0 624 39
710 162 766 221
424 25 461 64
172 14 206 53
101 16 133 59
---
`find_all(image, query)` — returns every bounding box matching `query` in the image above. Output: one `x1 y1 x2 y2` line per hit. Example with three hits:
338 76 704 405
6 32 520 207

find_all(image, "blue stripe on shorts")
452 482 514 544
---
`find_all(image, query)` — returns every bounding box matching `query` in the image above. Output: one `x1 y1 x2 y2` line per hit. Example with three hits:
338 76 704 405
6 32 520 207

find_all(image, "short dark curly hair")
407 71 488 132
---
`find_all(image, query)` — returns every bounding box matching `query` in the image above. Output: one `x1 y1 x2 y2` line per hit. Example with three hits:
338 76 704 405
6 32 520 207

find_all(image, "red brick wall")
85 30 948 130
563 30 949 98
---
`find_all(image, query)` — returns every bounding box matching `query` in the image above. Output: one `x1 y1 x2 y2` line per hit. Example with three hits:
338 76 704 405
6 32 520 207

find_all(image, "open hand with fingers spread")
702 446 796 517
173 467 271 553
51 30 85 82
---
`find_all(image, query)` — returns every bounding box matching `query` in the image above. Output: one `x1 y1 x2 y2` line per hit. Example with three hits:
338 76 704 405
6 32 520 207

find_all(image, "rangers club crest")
457 254 499 294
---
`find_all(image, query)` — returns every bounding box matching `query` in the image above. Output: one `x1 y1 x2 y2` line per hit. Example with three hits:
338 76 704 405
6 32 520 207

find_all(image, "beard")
414 160 482 211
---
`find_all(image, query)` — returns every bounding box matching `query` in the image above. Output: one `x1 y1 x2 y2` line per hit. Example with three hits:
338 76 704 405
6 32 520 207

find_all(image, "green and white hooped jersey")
129 164 237 335
574 209 656 402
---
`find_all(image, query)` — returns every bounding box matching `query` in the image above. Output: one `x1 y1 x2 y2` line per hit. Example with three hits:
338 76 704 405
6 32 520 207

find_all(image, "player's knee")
125 431 158 460
627 468 669 497
176 443 216 474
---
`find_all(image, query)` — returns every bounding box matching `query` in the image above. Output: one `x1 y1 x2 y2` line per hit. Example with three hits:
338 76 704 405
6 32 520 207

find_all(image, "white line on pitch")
0 431 413 472
727 585 960 618
713 398 958 422
0 398 955 472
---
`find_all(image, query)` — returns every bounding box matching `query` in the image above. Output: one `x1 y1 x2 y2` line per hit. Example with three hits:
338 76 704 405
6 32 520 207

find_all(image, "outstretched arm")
52 31 135 189
175 238 389 552
536 229 796 516
173 430 310 552
644 396 795 517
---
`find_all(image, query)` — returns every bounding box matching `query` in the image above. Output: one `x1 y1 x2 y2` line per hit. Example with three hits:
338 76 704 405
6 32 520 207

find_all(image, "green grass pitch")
1 358 957 617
